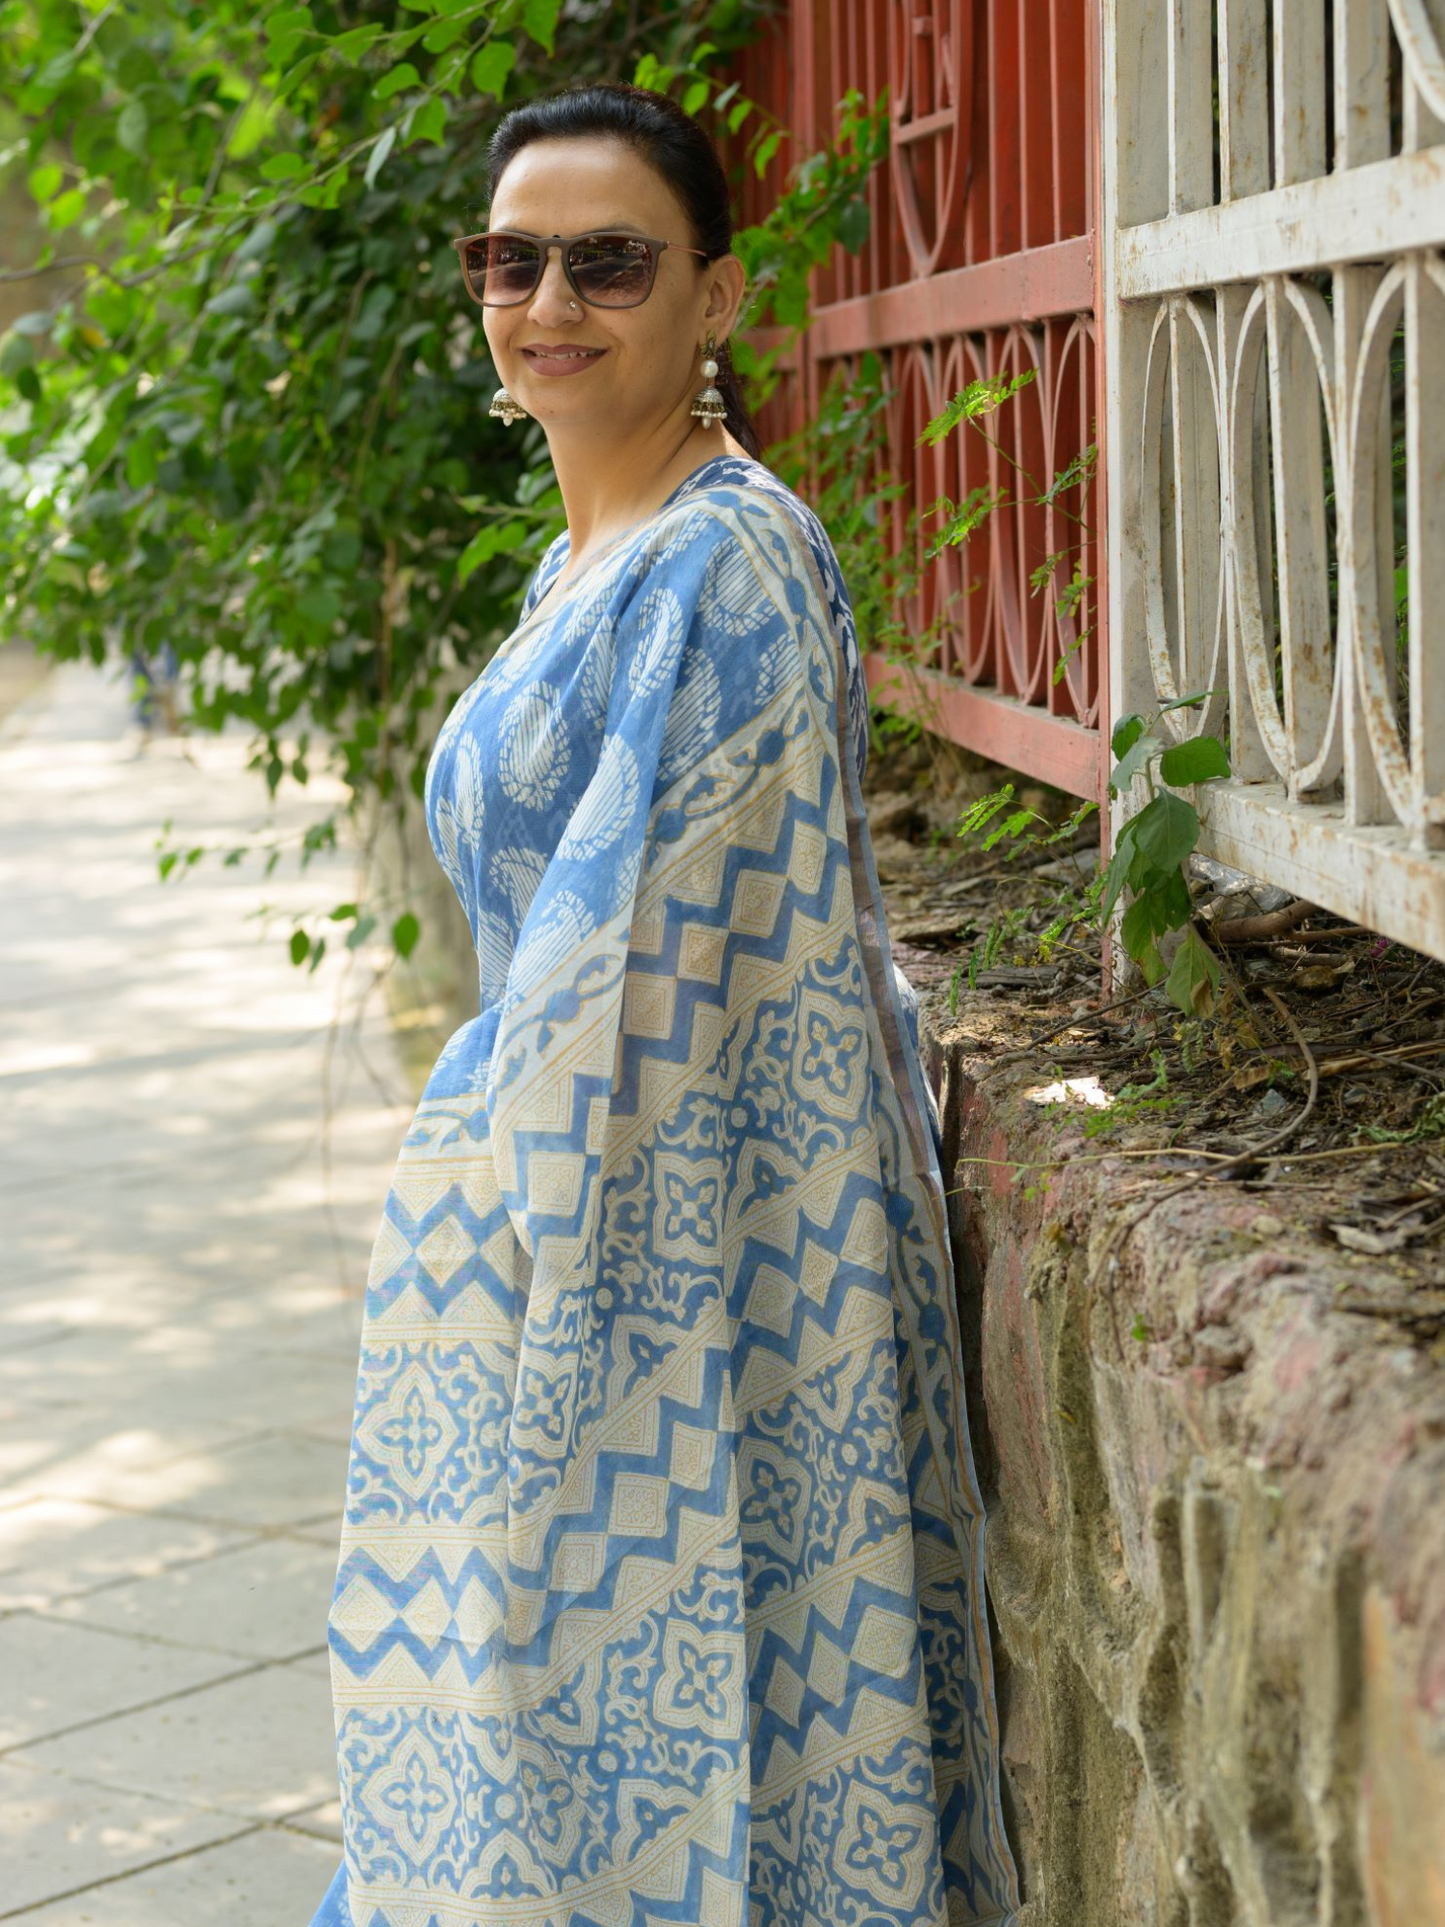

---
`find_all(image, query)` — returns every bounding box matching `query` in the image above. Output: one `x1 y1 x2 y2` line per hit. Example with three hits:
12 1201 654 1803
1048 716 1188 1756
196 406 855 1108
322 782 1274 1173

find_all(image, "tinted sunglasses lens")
469 236 540 304
569 235 655 306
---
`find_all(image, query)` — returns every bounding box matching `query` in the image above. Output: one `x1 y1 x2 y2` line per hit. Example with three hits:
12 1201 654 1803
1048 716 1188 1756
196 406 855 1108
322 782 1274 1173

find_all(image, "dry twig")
1211 899 1319 945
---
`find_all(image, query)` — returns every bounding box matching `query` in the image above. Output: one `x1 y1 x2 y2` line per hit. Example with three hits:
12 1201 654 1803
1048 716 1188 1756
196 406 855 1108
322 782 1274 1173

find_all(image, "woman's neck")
546 414 750 561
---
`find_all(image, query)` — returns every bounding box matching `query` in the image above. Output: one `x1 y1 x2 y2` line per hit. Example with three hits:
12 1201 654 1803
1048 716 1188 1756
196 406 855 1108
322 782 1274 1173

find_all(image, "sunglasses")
449 228 710 309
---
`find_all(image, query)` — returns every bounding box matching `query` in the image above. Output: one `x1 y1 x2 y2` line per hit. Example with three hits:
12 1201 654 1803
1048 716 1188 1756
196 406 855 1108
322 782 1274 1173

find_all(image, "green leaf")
117 100 149 156
753 129 782 179
373 63 421 101
457 518 529 585
683 78 709 117
1132 790 1199 873
1108 731 1160 797
15 365 41 403
0 333 35 378
27 162 63 204
392 911 421 959
1138 938 1167 986
1157 865 1193 931
364 125 396 189
422 17 471 52
1120 890 1165 961
1158 688 1222 713
727 99 751 134
345 914 378 950
1099 821 1138 925
1111 712 1144 760
522 0 562 54
260 153 305 181
332 23 384 60
405 97 448 148
233 219 278 266
266 5 312 40
1165 926 1220 1018
917 370 1035 445
276 49 322 97
203 283 257 317
125 436 158 486
48 188 86 230
1158 734 1231 786
289 928 310 966
836 196 870 252
470 41 515 98
297 586 340 627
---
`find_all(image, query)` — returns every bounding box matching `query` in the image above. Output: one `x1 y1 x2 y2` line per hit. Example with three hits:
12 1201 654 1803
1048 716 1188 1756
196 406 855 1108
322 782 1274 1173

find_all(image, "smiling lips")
520 344 606 369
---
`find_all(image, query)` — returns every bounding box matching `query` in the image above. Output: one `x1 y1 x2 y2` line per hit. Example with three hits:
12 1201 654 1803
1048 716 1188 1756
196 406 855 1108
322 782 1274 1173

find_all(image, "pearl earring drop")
690 330 727 429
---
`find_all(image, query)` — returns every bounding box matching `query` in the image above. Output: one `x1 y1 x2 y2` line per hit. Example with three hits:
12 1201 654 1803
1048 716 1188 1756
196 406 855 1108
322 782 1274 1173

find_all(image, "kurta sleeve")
474 498 1021 1927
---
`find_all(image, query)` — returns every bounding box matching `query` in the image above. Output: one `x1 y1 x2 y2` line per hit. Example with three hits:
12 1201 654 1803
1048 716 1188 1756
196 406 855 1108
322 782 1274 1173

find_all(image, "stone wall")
918 987 1445 1927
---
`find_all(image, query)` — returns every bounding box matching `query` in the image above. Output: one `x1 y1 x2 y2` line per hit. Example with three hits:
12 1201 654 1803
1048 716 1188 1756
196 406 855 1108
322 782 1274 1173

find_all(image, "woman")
309 79 1020 1927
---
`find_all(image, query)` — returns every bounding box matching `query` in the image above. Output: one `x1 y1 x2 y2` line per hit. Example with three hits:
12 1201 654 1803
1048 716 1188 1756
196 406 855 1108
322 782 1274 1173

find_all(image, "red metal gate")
723 0 1105 803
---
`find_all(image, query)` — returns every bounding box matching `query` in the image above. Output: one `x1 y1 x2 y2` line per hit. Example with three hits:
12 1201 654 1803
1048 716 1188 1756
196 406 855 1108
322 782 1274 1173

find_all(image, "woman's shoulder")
655 454 842 581
656 452 870 782
667 452 822 529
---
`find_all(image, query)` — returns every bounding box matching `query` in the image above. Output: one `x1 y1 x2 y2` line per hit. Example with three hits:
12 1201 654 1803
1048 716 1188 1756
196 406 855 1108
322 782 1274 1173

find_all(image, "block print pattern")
312 455 1020 1927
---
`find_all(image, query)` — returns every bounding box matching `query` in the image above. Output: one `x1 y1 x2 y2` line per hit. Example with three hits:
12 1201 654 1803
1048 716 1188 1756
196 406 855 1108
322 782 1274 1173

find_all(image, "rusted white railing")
1101 0 1445 960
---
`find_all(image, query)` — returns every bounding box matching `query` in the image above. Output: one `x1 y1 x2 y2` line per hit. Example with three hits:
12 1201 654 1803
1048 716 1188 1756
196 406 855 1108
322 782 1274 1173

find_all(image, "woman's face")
482 136 743 438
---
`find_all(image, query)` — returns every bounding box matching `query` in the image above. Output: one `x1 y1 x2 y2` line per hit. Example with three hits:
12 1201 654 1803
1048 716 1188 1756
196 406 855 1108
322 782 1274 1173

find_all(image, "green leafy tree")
0 0 888 968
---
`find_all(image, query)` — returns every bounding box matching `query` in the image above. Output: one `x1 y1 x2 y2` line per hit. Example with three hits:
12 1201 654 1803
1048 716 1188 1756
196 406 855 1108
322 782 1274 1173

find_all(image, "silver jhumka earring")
488 387 527 425
690 330 727 429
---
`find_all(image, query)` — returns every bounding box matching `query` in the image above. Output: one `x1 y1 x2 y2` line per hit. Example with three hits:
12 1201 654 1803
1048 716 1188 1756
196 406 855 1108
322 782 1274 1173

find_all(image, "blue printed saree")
309 453 1020 1927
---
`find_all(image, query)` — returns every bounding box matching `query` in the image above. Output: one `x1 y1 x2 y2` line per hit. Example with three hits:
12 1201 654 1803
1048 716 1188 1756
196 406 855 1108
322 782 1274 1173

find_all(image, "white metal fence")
1101 0 1445 960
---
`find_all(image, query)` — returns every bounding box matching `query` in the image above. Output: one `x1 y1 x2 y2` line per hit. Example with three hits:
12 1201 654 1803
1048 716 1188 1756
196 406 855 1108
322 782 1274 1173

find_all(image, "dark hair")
485 80 762 461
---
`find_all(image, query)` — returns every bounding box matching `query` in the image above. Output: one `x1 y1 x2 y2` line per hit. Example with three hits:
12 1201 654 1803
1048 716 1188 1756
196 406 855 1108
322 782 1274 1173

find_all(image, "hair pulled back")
485 80 762 461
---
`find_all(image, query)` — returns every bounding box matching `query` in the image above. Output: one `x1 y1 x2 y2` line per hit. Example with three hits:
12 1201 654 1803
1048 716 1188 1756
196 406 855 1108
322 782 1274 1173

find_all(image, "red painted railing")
723 0 1105 803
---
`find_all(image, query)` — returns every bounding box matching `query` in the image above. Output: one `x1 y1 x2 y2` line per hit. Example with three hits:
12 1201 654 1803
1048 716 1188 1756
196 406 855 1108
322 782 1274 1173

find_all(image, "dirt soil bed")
865 723 1445 1340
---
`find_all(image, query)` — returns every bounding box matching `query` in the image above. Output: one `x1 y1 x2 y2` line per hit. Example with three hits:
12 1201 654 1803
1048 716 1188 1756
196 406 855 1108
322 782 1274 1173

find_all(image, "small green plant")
948 692 1232 1021
916 370 1098 687
1104 696 1231 1016
913 370 1237 1021
946 783 1100 1011
1358 1089 1445 1147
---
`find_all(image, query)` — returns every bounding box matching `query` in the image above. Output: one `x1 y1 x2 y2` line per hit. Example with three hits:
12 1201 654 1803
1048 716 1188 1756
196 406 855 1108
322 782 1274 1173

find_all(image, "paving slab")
0 1410 255 1511
8 1656 339 1822
6 1823 339 1925
0 1759 245 1917
0 664 414 1918
0 1499 246 1611
82 1429 355 1533
0 1616 241 1750
0 1333 360 1438
44 1532 339 1661
284 1796 344 1845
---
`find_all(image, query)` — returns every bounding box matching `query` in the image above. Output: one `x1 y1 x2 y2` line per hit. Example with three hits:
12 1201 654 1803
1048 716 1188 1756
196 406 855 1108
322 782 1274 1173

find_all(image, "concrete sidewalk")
0 663 414 1921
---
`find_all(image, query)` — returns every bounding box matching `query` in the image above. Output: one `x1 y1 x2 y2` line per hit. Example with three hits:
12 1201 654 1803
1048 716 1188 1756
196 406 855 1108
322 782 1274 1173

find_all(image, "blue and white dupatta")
310 453 1020 1927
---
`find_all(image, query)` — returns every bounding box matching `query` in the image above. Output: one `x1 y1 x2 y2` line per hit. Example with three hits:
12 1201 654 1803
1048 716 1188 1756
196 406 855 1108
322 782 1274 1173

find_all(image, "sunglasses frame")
448 228 711 310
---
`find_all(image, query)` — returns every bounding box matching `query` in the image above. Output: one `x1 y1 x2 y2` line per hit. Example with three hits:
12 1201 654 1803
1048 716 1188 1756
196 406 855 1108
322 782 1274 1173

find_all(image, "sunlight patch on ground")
1024 1074 1113 1109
